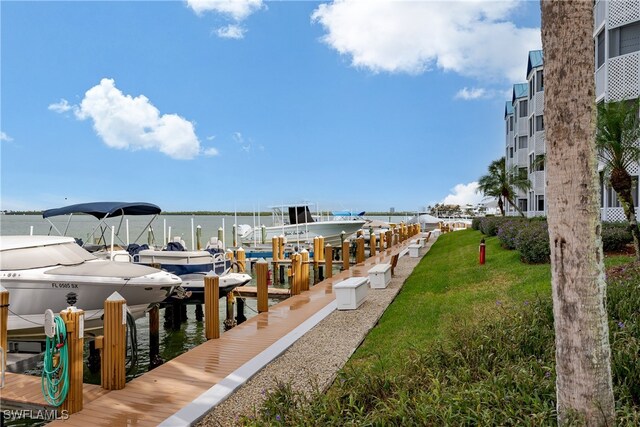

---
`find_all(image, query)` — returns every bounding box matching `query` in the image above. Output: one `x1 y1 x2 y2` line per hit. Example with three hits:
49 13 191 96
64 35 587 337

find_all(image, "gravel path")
197 236 437 426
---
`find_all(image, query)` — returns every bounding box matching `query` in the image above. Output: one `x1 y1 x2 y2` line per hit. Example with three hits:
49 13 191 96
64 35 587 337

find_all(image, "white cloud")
311 1 540 82
0 131 13 142
203 147 220 156
48 99 74 113
442 182 485 206
454 87 487 100
187 0 264 20
216 24 246 39
64 78 202 160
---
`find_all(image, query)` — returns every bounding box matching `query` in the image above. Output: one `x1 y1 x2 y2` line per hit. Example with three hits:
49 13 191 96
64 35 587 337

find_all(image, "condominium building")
503 0 639 220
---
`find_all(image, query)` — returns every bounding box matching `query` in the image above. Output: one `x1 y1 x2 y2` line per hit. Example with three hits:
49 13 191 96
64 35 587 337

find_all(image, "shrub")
602 222 633 252
515 221 550 264
496 219 525 250
479 216 504 237
471 218 481 231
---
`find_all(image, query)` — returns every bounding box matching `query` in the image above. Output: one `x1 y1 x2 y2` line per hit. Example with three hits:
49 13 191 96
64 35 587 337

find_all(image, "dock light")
479 238 486 265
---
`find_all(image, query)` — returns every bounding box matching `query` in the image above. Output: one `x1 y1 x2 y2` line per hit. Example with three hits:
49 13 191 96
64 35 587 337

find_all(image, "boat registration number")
51 283 78 289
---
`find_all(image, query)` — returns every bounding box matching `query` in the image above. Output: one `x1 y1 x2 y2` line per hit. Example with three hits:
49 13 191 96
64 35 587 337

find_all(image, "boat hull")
241 220 366 248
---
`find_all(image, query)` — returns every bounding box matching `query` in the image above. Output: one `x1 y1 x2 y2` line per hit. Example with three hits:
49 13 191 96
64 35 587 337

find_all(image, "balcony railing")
606 51 640 102
595 63 606 100
594 0 606 32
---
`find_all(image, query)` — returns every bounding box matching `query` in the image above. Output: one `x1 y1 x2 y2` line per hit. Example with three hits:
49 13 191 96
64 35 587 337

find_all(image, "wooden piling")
312 237 320 285
60 308 85 414
342 240 350 270
370 233 377 257
272 236 280 286
278 236 285 260
101 292 126 390
0 286 8 372
324 244 333 279
148 305 162 370
301 250 310 292
291 253 302 295
236 247 246 272
386 230 393 249
318 237 325 261
356 237 365 264
224 293 237 331
204 275 220 340
236 298 247 324
256 259 269 313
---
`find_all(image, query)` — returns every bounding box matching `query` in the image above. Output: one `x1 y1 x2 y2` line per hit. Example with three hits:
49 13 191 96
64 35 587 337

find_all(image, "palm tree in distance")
596 100 640 260
477 157 531 217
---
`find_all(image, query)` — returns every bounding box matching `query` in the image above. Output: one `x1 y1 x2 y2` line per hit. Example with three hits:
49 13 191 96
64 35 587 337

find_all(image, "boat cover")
44 260 164 278
43 202 161 219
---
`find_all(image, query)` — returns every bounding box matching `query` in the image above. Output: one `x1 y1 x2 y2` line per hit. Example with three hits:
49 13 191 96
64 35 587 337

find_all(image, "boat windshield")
0 241 97 271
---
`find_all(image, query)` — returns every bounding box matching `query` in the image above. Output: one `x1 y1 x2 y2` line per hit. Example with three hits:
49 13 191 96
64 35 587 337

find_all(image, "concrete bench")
368 263 392 289
333 277 369 310
408 243 421 258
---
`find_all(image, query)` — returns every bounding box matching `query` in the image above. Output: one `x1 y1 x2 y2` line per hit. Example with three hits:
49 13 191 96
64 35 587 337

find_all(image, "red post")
479 238 486 265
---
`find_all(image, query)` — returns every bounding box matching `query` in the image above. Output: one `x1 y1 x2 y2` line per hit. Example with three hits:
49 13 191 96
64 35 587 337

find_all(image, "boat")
1 235 182 338
237 204 366 248
42 201 232 278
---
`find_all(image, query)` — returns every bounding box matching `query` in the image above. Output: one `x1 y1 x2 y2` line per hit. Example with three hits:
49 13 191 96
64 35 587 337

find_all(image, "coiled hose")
41 316 69 406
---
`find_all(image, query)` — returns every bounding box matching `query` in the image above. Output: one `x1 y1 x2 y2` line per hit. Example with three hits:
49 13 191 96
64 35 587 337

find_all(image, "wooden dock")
5 235 423 426
234 285 290 299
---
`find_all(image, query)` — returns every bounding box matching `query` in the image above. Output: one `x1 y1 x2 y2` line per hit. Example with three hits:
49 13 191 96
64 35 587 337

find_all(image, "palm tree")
542 1 614 424
596 100 640 260
477 157 531 217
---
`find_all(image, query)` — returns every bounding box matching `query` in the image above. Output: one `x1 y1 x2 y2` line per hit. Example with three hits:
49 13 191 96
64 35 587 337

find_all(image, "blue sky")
1 0 541 212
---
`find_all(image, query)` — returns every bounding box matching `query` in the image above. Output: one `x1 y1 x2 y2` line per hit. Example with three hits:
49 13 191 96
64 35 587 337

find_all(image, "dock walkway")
6 236 423 426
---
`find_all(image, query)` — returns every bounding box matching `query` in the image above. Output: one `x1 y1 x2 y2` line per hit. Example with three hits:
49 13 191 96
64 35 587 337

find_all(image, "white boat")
1 235 182 338
238 204 366 248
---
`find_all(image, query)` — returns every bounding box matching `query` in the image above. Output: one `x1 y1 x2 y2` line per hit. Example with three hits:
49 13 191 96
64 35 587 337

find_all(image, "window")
509 116 513 131
597 30 605 68
529 78 534 100
535 154 545 171
609 21 640 58
529 153 535 173
536 70 544 92
517 198 528 213
509 147 514 159
519 136 527 149
536 115 544 132
506 121 509 135
529 117 534 137
519 100 528 118
518 167 527 180
537 195 545 212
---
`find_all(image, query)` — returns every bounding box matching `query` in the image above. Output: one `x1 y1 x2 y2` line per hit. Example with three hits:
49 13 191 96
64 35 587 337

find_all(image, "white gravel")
197 237 437 426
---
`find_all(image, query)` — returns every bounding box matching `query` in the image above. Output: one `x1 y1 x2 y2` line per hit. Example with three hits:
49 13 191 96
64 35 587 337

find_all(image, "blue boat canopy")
43 202 161 219
332 210 366 217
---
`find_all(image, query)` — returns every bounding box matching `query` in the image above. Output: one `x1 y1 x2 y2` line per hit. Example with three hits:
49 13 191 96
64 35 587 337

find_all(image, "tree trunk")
504 193 525 217
541 1 615 425
610 168 640 260
498 196 505 216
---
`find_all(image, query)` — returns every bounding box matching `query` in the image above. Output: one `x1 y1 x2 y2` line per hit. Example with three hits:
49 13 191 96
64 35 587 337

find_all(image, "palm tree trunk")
610 172 640 260
497 197 505 216
504 194 525 217
541 1 614 425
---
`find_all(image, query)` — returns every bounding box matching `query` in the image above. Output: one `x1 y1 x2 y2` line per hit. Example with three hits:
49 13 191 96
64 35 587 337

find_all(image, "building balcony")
601 207 639 222
595 63 606 100
594 0 606 32
606 51 640 102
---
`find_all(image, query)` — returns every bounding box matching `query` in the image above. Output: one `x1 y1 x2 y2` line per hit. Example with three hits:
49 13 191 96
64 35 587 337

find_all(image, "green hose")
41 316 69 407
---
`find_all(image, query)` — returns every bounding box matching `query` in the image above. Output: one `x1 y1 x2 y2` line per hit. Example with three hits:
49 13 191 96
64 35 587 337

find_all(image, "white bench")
368 263 391 289
333 277 369 310
408 243 421 258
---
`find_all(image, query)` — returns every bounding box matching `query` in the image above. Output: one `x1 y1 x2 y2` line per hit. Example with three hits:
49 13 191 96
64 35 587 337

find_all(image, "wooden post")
356 237 365 264
196 225 202 250
386 230 393 249
60 308 84 414
204 275 220 339
236 298 247 324
370 233 377 257
224 293 236 331
379 231 385 252
0 286 8 373
291 253 302 295
312 237 320 285
342 239 350 270
301 249 310 292
101 292 126 390
324 244 333 279
148 305 162 370
256 258 269 313
318 237 325 261
236 247 246 272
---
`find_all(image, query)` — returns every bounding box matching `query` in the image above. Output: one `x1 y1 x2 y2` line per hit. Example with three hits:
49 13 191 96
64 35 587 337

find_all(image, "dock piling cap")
107 291 126 301
256 258 267 264
205 271 219 277
0 284 6 292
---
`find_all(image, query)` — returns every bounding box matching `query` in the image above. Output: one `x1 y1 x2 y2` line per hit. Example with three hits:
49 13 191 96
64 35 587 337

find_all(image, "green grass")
352 229 551 365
